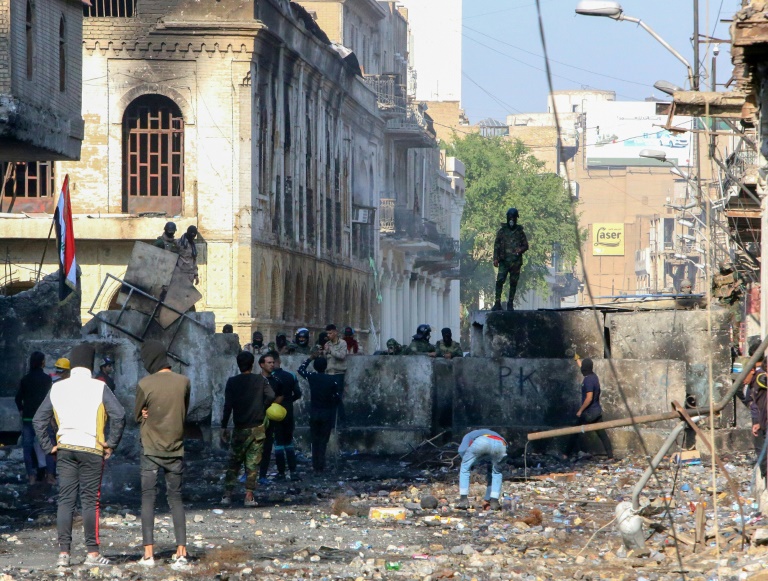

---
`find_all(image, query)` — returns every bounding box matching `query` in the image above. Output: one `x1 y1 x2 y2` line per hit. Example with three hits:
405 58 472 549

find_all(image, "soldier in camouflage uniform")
153 221 180 254
492 208 529 311
404 324 437 356
294 328 312 355
435 327 463 359
220 351 276 507
385 338 403 355
712 261 744 331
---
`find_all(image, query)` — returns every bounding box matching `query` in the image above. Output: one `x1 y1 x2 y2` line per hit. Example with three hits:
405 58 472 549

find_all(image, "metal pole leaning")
527 333 768 442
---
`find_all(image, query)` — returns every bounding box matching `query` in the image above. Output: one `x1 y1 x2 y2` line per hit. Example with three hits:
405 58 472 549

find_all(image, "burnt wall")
0 271 81 398
473 310 606 359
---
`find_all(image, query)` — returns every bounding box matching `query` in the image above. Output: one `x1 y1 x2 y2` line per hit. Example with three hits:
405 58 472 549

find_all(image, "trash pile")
0 445 767 580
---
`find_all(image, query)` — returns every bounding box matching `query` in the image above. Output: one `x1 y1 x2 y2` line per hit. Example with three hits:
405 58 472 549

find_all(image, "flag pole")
36 211 56 282
36 193 58 282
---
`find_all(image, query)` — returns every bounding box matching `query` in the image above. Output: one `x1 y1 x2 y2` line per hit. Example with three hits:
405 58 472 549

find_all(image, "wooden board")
118 242 178 316
156 267 203 329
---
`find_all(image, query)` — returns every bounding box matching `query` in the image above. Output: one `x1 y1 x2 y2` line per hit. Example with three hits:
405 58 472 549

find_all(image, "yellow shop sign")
593 223 624 256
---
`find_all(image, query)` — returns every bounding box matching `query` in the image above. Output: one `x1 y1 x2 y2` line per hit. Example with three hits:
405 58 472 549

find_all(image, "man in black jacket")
221 352 276 507
16 351 55 485
268 352 302 481
297 356 342 473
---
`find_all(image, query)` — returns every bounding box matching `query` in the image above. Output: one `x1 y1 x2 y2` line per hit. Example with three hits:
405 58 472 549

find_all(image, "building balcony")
379 198 459 270
385 106 436 147
362 74 408 118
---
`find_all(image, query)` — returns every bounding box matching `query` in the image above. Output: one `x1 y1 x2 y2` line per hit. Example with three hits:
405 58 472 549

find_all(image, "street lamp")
575 1 695 86
639 150 693 194
654 80 684 96
639 149 667 162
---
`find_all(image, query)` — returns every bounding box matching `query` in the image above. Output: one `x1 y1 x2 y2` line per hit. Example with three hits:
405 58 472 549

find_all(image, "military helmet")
386 338 399 348
506 207 519 221
416 324 432 339
295 327 310 345
679 279 692 291
164 221 177 234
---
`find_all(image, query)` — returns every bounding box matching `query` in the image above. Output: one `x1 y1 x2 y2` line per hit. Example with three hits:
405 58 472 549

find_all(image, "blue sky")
462 0 737 121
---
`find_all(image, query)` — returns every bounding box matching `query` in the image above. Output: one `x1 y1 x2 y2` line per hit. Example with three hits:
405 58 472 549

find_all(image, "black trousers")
274 414 297 474
565 414 613 458
310 409 336 472
140 455 186 547
56 449 104 553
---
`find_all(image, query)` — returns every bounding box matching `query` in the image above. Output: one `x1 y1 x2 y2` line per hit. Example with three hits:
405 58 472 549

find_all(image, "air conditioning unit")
352 208 372 224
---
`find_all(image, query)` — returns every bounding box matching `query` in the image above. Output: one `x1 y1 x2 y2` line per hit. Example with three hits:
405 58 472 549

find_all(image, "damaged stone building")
300 0 465 341
0 0 85 162
0 0 464 349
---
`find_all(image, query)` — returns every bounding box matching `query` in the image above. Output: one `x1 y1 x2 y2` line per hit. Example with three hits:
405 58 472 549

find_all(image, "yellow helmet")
266 403 287 422
54 358 71 370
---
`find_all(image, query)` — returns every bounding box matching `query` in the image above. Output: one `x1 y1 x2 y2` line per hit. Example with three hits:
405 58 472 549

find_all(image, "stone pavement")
0 444 766 580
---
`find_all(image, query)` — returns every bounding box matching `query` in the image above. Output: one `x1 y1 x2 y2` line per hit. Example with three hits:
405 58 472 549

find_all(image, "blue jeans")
22 422 56 478
459 435 507 500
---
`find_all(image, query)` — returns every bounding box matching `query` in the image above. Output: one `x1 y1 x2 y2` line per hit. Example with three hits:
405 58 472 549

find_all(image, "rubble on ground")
0 443 766 580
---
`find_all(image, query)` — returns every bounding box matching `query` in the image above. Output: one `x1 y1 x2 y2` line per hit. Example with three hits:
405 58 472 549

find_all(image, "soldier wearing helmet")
385 338 403 355
678 279 693 295
492 208 529 311
294 328 312 355
404 324 436 357
154 221 180 254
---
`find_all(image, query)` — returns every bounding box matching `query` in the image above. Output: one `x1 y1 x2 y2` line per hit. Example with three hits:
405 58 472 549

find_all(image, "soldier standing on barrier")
492 208 528 311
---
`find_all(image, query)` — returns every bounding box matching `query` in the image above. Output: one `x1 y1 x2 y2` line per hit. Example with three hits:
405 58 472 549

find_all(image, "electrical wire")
532 1 687 575
463 24 651 89
462 33 646 102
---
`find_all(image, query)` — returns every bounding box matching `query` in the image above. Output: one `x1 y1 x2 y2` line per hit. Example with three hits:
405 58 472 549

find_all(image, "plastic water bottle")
502 493 515 513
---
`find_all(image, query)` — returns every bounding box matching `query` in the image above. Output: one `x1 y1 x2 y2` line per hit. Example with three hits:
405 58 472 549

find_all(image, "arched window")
122 95 184 214
25 1 33 79
58 16 66 92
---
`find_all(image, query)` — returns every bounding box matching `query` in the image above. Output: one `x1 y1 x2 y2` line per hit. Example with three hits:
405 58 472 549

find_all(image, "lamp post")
575 1 695 87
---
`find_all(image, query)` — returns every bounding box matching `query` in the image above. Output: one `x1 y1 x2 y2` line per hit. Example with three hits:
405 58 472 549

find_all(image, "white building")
397 0 461 102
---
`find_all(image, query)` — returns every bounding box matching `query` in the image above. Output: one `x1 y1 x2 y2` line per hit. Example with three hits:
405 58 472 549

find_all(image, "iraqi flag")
53 175 77 302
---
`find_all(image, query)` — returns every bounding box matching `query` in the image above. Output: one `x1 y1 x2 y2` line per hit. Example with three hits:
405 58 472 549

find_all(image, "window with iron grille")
0 162 55 213
84 0 136 17
122 95 184 215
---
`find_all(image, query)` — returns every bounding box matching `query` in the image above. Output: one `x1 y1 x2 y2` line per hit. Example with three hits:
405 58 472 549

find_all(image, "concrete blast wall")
277 355 685 456
0 271 81 398
605 310 741 425
472 310 606 359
